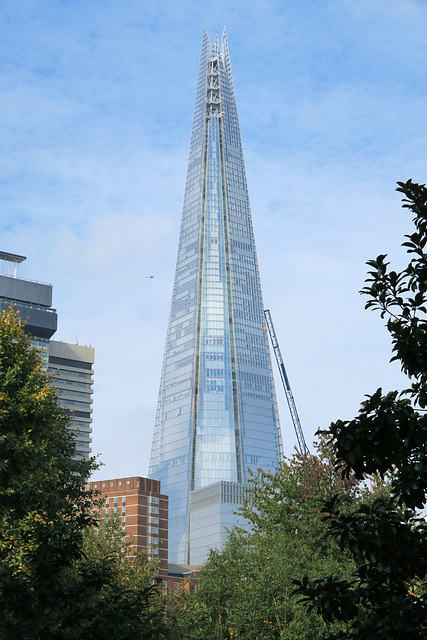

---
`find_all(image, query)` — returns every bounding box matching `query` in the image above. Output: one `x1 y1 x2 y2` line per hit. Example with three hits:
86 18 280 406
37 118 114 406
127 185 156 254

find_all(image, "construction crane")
264 309 310 456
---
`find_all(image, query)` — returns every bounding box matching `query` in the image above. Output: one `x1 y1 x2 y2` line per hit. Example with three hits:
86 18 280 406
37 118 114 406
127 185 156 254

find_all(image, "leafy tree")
75 514 168 639
169 439 368 640
294 180 427 639
81 512 167 633
0 307 165 639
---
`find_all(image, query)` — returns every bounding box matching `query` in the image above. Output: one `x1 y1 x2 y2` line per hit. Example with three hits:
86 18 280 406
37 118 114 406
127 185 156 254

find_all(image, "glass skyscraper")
149 29 283 565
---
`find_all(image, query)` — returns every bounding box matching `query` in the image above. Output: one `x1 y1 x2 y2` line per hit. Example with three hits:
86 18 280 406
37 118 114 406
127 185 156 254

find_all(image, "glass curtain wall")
149 30 282 564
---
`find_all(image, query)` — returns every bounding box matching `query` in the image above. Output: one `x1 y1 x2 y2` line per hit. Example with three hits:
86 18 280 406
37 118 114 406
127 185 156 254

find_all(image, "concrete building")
49 341 94 461
148 30 283 564
0 251 94 459
0 250 57 362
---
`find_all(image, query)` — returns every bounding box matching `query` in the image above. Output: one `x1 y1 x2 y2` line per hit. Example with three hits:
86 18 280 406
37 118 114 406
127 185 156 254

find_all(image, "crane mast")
264 309 310 456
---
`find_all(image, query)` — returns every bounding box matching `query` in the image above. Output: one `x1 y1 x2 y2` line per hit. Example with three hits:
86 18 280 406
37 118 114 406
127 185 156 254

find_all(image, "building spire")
148 31 282 565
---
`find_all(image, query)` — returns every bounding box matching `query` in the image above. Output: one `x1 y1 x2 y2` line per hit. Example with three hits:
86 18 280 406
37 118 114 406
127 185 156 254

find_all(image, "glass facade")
189 481 251 565
149 30 283 564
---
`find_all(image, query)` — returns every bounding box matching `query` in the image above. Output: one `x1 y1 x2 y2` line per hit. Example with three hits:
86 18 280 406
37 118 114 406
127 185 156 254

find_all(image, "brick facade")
89 476 168 577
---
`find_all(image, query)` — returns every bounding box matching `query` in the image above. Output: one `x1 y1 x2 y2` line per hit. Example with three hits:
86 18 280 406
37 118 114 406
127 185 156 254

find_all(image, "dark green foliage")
0 307 165 639
294 180 427 639
327 388 427 509
168 441 365 640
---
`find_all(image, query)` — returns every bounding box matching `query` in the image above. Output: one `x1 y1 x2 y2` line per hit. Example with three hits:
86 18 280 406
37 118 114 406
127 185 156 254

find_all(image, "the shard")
149 29 283 565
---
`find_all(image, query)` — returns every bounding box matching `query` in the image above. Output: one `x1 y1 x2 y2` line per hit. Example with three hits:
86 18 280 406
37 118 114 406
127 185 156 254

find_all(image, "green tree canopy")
0 307 165 639
168 439 371 640
294 180 427 639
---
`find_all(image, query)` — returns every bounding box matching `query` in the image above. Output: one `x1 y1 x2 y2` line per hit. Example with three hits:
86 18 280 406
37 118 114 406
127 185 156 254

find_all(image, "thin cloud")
0 0 425 477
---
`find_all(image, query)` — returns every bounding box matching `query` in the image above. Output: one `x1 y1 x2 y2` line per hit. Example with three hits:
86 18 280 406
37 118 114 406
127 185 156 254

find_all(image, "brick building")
164 564 201 593
89 476 168 577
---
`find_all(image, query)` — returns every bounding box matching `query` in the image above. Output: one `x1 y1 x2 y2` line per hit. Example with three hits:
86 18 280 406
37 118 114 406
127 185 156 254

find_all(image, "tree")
294 180 427 639
80 513 168 639
168 439 369 640
0 307 165 639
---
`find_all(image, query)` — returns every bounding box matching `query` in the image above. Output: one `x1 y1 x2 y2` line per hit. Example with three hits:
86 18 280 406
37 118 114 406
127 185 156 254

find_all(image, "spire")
148 31 282 565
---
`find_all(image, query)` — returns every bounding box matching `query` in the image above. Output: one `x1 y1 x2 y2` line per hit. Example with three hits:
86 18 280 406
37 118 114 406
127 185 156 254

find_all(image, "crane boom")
264 309 310 456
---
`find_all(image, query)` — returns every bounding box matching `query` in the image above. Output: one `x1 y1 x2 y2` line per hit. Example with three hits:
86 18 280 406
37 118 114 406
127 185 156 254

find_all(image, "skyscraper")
149 30 283 564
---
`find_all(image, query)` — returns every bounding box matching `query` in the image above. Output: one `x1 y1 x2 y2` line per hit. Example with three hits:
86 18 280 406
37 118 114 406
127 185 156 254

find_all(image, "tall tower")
149 30 283 565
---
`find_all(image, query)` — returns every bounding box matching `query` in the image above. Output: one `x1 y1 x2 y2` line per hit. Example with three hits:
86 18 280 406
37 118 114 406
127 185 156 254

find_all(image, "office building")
48 341 94 460
0 250 57 363
0 251 94 459
148 30 283 564
89 476 168 577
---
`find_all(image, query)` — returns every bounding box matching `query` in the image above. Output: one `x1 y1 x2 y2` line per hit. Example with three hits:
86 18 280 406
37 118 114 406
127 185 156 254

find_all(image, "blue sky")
1 0 426 480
